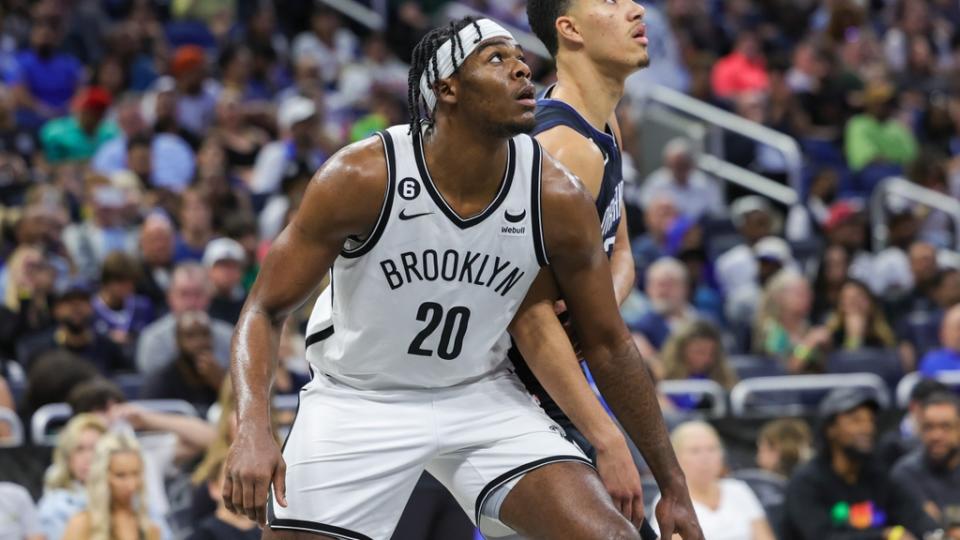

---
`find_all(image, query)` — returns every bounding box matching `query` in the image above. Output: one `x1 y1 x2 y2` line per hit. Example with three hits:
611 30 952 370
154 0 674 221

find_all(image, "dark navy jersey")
531 86 624 256
510 87 626 439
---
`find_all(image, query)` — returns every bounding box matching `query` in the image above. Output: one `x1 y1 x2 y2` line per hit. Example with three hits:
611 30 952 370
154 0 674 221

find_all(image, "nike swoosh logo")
399 209 433 221
504 209 526 223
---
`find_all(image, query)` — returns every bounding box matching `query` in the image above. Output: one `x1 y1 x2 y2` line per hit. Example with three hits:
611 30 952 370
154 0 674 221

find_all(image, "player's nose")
513 58 531 81
628 2 645 21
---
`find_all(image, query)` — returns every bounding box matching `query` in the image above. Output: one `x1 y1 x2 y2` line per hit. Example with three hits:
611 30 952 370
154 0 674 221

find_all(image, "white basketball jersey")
304 125 549 390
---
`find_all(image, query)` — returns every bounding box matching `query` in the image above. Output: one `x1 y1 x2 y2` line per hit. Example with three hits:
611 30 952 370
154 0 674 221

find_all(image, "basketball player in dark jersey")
224 16 701 540
512 0 657 533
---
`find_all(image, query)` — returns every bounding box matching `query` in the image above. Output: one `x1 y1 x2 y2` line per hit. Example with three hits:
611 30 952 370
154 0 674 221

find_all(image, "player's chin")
502 112 537 136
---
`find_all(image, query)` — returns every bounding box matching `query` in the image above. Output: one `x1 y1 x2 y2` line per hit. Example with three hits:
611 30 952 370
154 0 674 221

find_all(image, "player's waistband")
308 367 526 403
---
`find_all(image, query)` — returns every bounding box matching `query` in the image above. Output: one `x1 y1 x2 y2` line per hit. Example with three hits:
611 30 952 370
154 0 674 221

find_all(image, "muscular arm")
225 136 386 523
510 271 644 521
231 137 385 432
538 154 699 537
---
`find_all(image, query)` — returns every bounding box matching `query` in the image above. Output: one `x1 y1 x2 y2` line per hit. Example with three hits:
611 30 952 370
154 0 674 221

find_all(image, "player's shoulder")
537 149 600 247
314 133 388 190
535 125 605 173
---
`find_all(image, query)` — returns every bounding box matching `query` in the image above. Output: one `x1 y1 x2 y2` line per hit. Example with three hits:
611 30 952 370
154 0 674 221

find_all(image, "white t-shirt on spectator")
651 479 765 540
0 482 41 539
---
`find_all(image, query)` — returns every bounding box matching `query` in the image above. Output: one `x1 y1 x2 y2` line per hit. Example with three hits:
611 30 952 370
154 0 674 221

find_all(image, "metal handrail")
870 177 960 252
896 370 960 408
657 379 728 418
31 399 200 445
640 85 804 196
318 0 385 30
698 154 799 207
730 373 890 417
0 406 23 447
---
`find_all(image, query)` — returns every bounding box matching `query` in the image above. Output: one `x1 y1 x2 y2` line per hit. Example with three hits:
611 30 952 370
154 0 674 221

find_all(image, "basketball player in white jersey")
223 17 701 540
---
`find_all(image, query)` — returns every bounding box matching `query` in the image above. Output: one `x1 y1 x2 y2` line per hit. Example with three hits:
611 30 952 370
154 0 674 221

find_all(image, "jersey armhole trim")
305 325 335 348
530 139 549 267
474 454 593 526
340 131 396 259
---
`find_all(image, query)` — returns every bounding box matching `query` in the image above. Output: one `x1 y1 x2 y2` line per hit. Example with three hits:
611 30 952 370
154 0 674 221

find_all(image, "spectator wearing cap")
173 188 215 263
62 179 140 282
136 213 176 312
891 393 960 538
640 138 725 222
167 45 221 138
140 310 223 414
39 86 119 163
711 29 770 99
878 379 951 470
16 279 129 375
725 236 797 327
919 305 960 376
92 251 155 361
6 1 83 127
822 200 880 292
782 388 940 540
249 95 328 196
203 238 247 325
135 263 234 374
715 196 778 299
844 81 918 174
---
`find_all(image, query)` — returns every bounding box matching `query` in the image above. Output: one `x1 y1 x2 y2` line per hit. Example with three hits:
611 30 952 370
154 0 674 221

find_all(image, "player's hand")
595 437 645 528
655 484 704 540
222 425 287 526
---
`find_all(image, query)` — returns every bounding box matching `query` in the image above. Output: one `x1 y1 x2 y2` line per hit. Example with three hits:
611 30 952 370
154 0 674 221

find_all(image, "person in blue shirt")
920 305 960 376
7 3 83 128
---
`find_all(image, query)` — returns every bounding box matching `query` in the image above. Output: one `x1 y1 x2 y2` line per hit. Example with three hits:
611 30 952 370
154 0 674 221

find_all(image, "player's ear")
436 77 458 107
555 15 583 48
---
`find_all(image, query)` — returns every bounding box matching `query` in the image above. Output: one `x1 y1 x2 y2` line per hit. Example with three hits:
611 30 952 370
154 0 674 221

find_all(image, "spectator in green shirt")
844 81 917 172
40 87 119 163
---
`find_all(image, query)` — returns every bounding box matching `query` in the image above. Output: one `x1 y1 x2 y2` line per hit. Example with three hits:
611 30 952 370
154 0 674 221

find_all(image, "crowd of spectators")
0 0 956 539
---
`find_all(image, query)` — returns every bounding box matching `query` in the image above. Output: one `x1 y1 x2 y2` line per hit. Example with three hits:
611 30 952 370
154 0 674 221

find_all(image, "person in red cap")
39 87 120 163
165 45 219 138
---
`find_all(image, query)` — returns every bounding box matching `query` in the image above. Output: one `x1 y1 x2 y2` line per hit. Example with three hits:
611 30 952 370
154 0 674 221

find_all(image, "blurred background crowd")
0 0 958 539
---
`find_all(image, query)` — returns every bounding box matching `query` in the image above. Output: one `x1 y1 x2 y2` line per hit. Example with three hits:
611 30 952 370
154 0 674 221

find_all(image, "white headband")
419 18 515 113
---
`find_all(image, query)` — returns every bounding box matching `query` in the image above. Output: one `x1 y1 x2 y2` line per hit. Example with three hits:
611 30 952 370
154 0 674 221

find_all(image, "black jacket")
783 453 939 540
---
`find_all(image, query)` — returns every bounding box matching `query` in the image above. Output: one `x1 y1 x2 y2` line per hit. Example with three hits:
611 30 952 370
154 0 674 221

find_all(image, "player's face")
454 38 536 137
569 0 648 72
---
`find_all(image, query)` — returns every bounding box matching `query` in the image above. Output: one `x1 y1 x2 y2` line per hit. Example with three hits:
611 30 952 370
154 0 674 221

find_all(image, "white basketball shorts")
267 370 591 540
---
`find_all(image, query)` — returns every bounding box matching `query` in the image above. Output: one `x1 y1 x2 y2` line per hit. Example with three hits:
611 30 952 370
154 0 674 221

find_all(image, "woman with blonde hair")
661 321 737 410
63 430 161 540
37 413 108 540
753 269 831 372
652 421 775 540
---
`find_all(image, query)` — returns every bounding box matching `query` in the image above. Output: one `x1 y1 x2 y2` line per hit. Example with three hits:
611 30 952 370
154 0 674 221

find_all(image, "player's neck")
553 56 625 132
423 119 511 201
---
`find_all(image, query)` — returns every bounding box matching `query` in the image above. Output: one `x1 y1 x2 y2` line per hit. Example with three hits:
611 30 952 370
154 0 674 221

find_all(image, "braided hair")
407 16 484 134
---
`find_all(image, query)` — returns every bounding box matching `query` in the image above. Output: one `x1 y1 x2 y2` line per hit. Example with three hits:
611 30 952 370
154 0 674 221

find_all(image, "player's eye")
490 53 503 63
